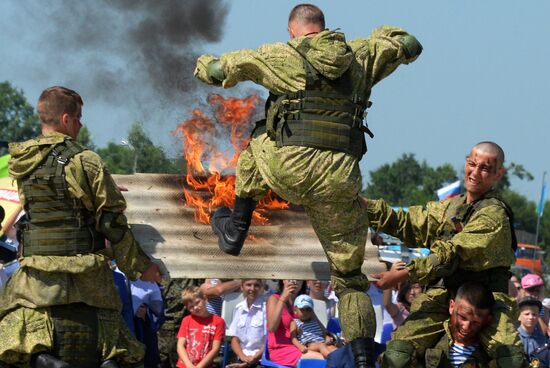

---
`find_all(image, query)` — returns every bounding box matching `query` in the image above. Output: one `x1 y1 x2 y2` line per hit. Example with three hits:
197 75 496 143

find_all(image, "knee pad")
495 345 527 368
381 340 416 368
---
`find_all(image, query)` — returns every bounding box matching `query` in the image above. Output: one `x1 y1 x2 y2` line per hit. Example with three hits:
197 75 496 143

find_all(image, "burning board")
114 173 386 280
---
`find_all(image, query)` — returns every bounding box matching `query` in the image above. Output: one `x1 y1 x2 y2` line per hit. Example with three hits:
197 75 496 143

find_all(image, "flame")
173 94 289 225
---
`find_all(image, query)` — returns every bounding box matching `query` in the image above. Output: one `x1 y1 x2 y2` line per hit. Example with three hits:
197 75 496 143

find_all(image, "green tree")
0 81 40 155
77 125 96 150
363 153 458 206
97 122 184 174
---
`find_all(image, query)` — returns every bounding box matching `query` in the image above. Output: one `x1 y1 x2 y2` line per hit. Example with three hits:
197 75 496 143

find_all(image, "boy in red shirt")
177 286 225 368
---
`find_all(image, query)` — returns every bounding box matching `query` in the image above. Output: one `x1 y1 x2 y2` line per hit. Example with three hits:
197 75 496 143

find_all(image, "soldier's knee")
494 345 527 368
381 340 416 368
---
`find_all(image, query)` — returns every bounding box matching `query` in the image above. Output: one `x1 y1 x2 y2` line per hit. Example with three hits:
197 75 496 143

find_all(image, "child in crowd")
517 296 549 366
290 294 336 358
228 279 266 368
176 286 225 368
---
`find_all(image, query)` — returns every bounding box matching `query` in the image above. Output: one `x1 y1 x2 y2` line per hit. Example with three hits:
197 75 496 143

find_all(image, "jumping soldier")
194 4 422 367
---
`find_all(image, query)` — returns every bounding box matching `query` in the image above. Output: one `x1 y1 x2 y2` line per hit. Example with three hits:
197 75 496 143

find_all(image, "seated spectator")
290 294 337 358
520 274 549 335
384 277 422 330
228 279 267 367
200 278 241 316
177 286 225 368
267 280 323 366
517 296 549 366
307 280 337 321
509 274 522 301
131 278 165 368
110 261 135 334
421 282 497 367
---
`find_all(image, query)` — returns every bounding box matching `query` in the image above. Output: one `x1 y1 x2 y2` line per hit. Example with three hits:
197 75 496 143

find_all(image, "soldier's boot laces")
350 337 376 368
31 353 73 368
211 196 256 256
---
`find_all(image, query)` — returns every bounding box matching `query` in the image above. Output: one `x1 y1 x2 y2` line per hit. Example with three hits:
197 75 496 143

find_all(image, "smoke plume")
21 0 229 106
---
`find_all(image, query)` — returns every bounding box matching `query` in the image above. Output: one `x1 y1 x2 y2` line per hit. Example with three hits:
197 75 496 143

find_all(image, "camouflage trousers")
236 133 375 341
382 288 523 367
0 304 144 367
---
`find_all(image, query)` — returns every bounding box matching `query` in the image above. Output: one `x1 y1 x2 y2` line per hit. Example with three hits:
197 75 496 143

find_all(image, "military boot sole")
211 207 244 256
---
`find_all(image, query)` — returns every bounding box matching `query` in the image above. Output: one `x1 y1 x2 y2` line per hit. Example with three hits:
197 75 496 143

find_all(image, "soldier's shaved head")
288 4 325 29
472 141 505 168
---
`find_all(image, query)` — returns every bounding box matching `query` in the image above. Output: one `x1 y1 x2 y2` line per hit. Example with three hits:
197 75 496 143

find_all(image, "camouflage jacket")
367 192 515 285
424 320 491 368
0 132 151 317
195 27 420 97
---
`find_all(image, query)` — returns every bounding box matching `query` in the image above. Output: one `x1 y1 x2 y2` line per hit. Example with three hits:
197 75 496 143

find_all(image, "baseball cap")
294 294 314 309
518 296 542 310
521 274 544 289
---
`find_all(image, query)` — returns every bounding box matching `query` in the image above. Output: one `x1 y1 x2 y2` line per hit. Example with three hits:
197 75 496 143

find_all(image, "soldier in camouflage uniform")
194 4 422 368
0 86 162 368
366 142 526 367
423 282 495 368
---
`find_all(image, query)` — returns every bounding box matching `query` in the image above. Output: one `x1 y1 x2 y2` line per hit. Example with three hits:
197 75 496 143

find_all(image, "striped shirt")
449 343 477 367
295 318 325 345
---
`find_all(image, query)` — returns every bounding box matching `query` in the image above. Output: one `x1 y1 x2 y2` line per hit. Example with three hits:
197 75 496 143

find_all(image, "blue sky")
1 1 548 202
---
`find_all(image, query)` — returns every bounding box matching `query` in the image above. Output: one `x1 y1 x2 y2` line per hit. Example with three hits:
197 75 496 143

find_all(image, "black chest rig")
254 39 373 160
18 140 105 256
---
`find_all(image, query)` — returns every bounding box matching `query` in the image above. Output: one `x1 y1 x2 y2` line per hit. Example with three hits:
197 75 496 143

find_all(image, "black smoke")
21 0 229 105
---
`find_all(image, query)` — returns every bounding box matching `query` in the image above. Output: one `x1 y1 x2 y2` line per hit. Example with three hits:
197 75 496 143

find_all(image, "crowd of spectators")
2 207 550 367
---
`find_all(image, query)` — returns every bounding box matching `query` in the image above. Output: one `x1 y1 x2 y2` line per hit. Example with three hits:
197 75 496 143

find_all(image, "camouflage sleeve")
366 198 443 248
407 240 458 284
348 26 422 87
195 43 305 94
72 151 151 279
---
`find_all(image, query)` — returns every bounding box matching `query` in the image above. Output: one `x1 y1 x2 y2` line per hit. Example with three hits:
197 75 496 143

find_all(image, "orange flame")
173 94 289 225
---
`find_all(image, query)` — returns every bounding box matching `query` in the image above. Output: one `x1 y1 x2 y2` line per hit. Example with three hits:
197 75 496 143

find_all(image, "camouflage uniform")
0 132 151 367
367 193 525 367
195 27 421 341
423 320 492 368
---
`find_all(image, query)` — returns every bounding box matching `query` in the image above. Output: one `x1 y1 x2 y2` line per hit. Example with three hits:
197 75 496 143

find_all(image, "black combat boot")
99 360 119 368
31 354 73 368
211 196 256 256
350 337 376 368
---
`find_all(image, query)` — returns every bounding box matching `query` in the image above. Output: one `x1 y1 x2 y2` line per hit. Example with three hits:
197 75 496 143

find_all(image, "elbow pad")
399 35 423 59
98 212 128 244
206 60 225 85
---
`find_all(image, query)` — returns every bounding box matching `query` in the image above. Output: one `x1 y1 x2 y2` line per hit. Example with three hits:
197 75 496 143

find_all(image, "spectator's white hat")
294 294 314 309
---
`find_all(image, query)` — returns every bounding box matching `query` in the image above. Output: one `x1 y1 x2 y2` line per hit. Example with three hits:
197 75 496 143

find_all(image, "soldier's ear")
449 299 455 315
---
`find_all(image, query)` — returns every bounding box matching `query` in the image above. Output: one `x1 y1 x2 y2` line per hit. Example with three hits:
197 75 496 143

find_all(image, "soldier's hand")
371 268 409 290
141 262 162 283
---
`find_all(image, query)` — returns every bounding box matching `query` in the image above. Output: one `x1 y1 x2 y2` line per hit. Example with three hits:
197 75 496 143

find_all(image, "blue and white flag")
437 180 461 201
537 181 547 218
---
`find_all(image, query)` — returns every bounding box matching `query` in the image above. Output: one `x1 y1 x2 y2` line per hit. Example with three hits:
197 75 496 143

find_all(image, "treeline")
2 81 548 247
0 81 185 175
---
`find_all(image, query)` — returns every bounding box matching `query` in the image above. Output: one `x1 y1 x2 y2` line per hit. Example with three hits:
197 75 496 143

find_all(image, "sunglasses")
524 286 542 293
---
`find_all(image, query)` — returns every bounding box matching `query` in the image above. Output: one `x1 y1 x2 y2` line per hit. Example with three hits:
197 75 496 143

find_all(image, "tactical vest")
18 140 105 256
437 193 517 294
254 38 373 160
